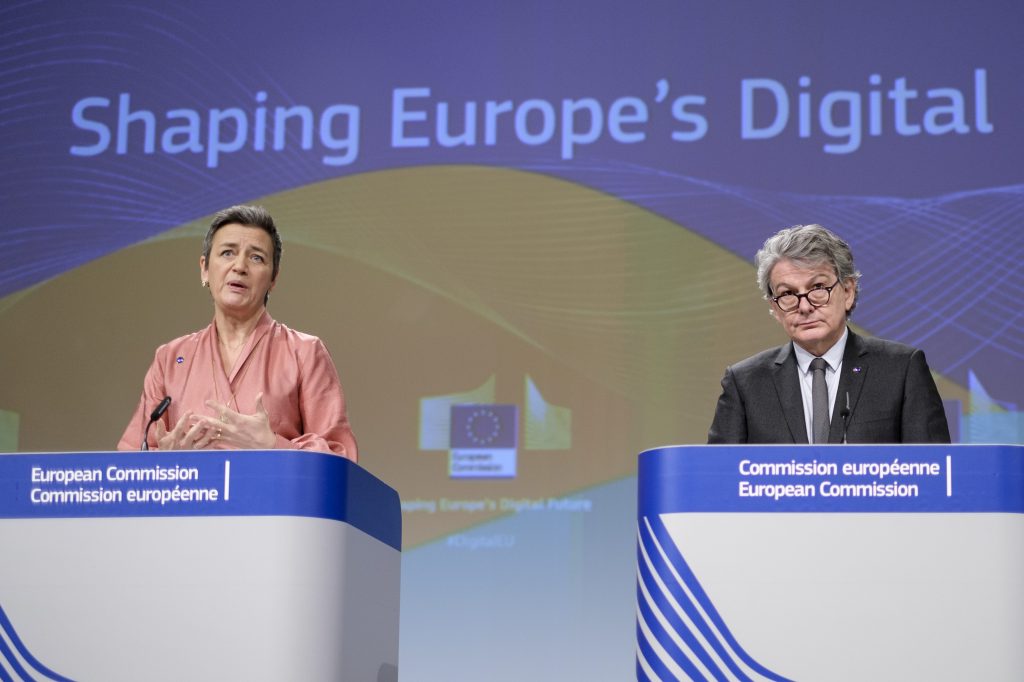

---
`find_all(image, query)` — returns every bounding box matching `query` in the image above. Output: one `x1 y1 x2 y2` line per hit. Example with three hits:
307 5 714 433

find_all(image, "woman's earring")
201 280 209 288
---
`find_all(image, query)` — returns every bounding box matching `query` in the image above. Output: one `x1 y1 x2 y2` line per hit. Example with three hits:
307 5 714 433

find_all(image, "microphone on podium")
142 396 172 450
839 392 851 444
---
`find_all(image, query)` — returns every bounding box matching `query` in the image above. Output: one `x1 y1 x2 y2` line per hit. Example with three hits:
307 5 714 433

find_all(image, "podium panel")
0 450 401 682
636 444 1024 682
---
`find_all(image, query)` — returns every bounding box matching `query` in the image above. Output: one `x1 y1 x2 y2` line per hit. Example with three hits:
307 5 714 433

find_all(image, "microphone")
142 396 172 451
839 392 851 444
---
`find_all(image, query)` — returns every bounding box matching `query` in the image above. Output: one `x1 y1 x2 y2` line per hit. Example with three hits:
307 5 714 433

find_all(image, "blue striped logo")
0 604 77 682
635 515 793 682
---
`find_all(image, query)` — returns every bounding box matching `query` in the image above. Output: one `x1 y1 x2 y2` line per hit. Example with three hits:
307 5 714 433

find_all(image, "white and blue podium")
0 450 401 682
636 444 1024 682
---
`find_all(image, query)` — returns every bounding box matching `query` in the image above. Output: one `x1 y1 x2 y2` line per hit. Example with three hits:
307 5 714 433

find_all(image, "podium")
636 444 1024 682
0 450 401 682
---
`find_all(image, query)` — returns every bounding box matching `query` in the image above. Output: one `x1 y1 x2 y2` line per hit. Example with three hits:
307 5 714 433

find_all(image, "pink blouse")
118 311 357 460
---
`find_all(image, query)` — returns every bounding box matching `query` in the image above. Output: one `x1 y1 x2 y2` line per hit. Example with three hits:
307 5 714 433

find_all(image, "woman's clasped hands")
153 393 277 450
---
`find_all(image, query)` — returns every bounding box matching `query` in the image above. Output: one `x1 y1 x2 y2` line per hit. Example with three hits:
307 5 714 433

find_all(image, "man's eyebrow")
775 273 832 289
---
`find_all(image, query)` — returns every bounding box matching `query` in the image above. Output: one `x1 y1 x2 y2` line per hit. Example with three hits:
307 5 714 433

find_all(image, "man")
707 224 950 444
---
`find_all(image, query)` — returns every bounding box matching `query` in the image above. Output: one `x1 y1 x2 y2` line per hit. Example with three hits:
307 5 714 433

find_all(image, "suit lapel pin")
852 366 862 373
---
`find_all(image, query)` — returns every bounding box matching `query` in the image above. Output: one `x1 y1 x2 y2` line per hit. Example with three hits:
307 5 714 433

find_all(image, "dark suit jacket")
707 329 951 444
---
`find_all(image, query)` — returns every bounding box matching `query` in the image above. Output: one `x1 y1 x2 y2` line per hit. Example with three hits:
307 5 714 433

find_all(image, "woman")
118 205 358 460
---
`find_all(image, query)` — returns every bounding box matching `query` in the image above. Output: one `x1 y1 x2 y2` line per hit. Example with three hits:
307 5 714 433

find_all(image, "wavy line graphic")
635 516 794 682
0 604 76 682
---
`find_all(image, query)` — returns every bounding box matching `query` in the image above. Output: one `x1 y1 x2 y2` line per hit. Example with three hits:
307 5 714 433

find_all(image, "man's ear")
843 278 856 312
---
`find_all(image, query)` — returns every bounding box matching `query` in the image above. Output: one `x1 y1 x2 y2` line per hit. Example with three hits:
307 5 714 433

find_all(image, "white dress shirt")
792 327 848 442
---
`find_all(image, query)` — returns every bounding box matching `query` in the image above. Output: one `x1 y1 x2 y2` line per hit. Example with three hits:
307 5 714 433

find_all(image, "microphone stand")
142 396 172 450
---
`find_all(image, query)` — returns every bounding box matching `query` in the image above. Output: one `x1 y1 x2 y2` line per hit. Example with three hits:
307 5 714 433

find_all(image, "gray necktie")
810 357 830 444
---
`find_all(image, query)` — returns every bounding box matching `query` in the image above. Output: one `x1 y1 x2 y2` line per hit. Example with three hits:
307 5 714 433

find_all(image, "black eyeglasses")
771 280 840 312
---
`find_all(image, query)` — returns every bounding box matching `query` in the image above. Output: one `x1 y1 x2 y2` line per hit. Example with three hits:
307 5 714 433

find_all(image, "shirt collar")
793 326 849 374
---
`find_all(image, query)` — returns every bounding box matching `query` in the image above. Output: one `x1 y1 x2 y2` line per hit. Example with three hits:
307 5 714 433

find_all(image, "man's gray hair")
755 224 862 314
